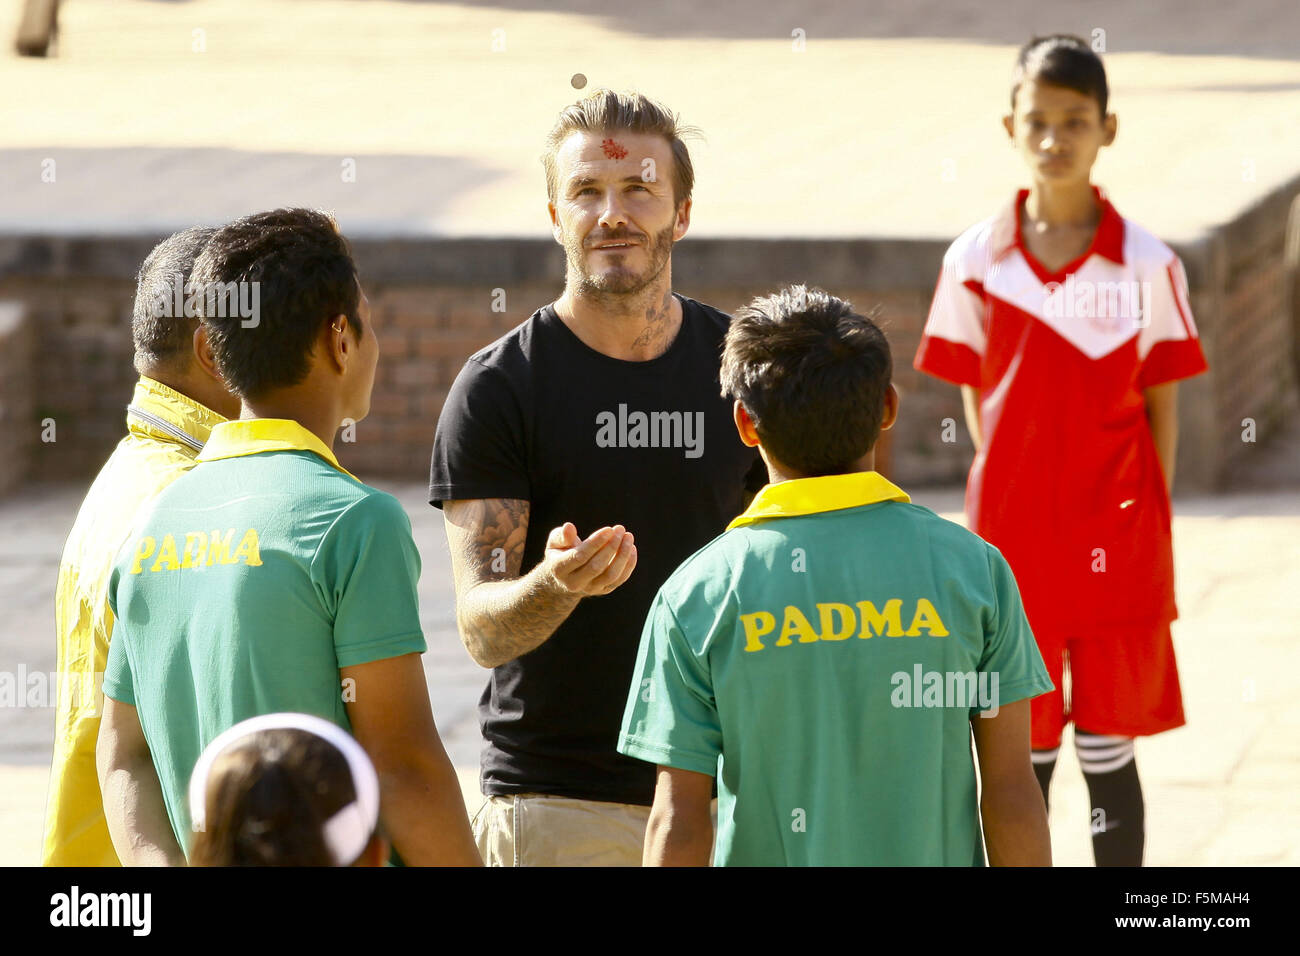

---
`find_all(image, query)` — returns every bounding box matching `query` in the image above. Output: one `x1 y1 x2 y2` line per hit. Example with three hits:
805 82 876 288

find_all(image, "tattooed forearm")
464 569 583 669
442 498 582 669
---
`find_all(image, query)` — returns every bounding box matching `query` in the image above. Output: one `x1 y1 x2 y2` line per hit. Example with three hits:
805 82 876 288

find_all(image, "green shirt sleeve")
974 544 1055 716
617 588 722 776
312 492 428 668
102 568 135 706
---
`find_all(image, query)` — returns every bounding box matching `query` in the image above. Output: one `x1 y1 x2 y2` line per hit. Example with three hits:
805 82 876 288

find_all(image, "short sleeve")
617 590 722 776
102 571 135 706
1137 255 1208 388
974 546 1054 716
914 247 988 388
313 493 428 668
429 357 530 508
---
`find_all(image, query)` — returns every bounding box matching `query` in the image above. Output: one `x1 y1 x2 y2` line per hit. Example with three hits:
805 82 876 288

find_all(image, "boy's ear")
1002 113 1015 140
326 315 351 373
880 383 900 432
733 400 760 447
1102 112 1117 147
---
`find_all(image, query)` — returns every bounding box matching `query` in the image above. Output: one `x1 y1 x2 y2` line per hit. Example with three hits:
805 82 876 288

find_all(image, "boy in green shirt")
617 285 1054 866
97 208 479 866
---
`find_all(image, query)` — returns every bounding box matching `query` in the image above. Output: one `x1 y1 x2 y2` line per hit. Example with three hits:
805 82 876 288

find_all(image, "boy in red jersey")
913 35 1207 866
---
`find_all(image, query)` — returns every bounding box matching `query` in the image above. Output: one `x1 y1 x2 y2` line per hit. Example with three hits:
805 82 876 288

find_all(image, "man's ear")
548 200 564 246
191 324 240 418
1002 113 1015 141
673 198 692 241
733 399 760 447
192 324 221 381
880 383 900 432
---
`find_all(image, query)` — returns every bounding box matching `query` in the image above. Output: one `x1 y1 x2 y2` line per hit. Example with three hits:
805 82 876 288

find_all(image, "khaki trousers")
472 793 651 867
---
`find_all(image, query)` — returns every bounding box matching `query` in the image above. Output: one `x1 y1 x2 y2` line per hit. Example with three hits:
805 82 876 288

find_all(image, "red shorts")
1031 622 1186 750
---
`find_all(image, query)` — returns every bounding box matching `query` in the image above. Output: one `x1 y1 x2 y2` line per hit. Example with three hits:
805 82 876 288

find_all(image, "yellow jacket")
43 376 225 866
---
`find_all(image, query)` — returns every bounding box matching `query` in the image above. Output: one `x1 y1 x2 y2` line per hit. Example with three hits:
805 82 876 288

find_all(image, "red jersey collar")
991 185 1125 267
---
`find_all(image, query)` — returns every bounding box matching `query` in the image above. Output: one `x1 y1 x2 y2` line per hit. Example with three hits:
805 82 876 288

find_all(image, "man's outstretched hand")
543 523 637 597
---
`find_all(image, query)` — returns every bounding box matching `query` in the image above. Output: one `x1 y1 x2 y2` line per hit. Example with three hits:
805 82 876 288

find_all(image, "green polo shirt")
617 471 1053 866
103 418 427 852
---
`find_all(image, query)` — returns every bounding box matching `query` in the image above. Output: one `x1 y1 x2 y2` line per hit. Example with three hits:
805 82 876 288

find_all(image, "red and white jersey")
914 188 1207 635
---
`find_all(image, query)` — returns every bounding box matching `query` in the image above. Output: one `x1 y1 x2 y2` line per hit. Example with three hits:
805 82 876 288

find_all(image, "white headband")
188 713 380 866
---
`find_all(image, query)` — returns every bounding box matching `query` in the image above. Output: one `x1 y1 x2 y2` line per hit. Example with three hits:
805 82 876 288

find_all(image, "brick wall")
1200 187 1300 483
1 174 1298 495
344 282 559 477
0 302 35 497
0 274 140 481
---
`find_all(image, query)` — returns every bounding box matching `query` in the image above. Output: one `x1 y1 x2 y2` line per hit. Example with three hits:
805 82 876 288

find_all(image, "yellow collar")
727 471 910 530
127 376 226 453
197 418 357 479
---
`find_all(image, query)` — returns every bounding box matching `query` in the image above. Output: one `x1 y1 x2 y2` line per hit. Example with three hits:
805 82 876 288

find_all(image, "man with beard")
430 90 763 866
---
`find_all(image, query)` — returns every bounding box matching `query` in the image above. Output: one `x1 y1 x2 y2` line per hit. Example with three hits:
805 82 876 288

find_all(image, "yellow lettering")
129 536 156 575
207 529 236 566
905 598 949 636
740 611 776 653
857 599 903 637
778 605 818 646
149 534 180 572
231 528 263 567
816 603 855 641
180 531 208 569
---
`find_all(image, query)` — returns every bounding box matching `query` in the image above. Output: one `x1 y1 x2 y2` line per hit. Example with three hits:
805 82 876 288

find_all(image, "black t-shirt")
429 295 763 805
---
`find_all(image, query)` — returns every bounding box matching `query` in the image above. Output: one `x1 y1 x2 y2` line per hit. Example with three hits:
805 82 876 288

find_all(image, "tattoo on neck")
630 290 674 349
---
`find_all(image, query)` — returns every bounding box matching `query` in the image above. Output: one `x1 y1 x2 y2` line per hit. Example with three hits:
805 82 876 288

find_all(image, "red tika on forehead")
601 138 629 159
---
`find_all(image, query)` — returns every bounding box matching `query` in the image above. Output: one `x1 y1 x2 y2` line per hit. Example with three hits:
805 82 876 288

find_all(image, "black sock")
1076 730 1145 867
1030 748 1058 812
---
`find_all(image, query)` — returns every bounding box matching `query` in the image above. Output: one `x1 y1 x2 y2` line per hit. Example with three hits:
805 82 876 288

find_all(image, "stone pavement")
1 466 1296 866
3 0 1300 242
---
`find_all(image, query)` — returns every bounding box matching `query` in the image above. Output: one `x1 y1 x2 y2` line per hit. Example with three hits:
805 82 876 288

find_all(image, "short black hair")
191 208 360 399
720 285 892 477
132 226 217 374
1012 35 1109 116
